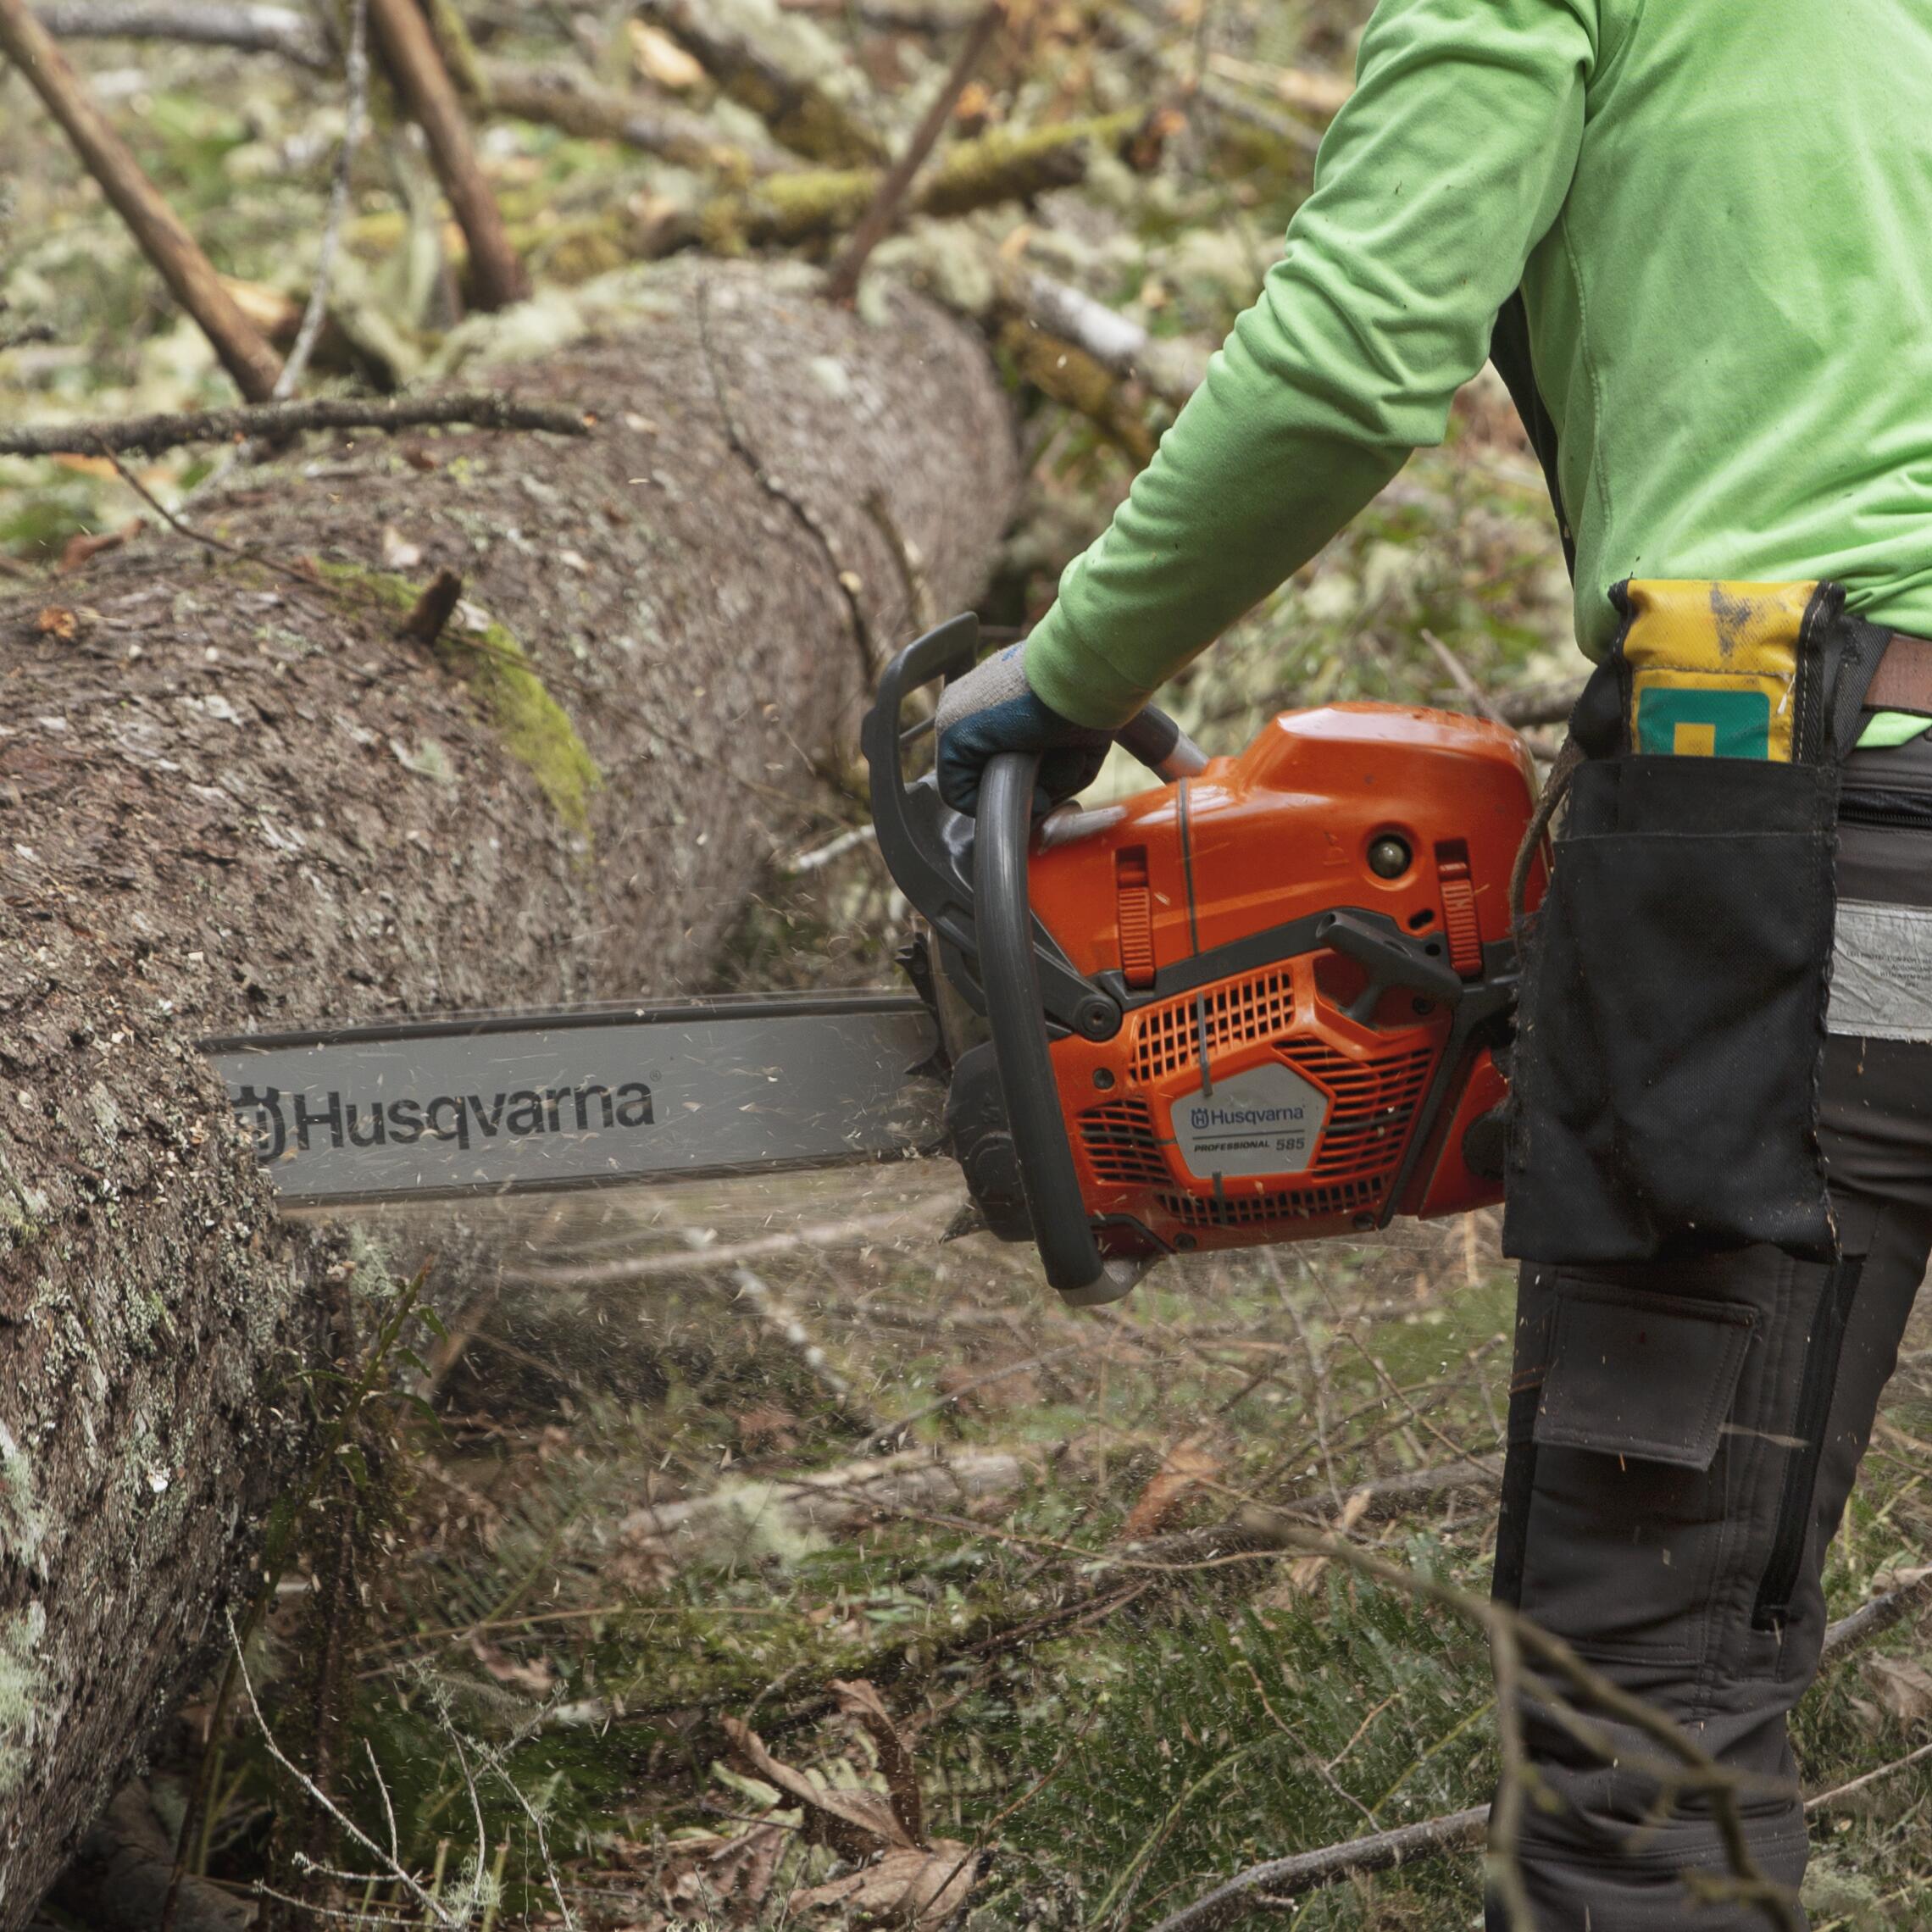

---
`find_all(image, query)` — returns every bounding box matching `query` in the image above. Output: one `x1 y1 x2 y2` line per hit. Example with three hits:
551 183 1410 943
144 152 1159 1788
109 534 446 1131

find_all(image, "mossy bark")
0 258 1017 1924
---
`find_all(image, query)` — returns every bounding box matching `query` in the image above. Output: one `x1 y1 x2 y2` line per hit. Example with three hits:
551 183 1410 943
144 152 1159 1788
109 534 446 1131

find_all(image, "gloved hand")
934 645 1112 817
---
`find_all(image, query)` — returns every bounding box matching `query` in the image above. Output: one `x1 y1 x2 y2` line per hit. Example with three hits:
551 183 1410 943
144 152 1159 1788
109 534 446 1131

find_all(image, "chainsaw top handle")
863 615 1200 1306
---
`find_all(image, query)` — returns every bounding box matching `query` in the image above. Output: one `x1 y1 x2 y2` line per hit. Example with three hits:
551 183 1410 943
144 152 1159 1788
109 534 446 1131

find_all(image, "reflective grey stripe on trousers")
1489 749 1932 1930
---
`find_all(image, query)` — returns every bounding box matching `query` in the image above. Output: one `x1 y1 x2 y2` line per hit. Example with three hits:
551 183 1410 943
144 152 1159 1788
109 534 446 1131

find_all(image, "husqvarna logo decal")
1173 1064 1330 1180
231 1079 652 1163
1188 1101 1306 1133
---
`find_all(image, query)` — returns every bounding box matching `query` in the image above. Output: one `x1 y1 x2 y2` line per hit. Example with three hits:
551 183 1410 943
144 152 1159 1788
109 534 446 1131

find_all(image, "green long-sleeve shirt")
1022 0 1932 730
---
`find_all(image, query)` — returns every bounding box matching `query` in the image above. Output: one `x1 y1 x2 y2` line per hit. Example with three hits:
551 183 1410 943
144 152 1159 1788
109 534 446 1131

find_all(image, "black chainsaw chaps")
1503 752 1840 1265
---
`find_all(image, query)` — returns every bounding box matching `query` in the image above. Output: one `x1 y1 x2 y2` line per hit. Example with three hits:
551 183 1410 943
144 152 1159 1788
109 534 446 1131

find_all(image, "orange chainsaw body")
1021 704 1542 1258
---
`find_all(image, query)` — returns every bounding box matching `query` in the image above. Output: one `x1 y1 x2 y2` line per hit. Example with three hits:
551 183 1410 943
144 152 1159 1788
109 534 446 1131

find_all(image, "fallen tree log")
0 258 1017 1926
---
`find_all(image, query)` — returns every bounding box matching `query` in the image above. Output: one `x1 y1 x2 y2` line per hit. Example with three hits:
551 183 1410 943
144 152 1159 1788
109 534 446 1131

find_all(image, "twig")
0 392 589 458
1419 627 1508 726
1141 1566 1932 1930
1804 1737 1932 1813
272 0 369 399
1144 1808 1489 1932
1821 1571 1932 1660
784 821 876 874
1484 1625 1535 1930
638 0 886 166
824 1 1005 304
0 0 283 397
230 1614 460 1926
29 0 329 66
365 0 528 309
1496 678 1585 729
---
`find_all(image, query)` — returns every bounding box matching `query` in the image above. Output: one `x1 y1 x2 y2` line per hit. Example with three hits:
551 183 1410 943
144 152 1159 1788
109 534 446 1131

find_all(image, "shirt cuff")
1022 608 1157 730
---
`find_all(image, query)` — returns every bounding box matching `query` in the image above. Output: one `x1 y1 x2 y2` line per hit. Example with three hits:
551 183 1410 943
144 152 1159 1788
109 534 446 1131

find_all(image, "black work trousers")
1489 789 1932 1929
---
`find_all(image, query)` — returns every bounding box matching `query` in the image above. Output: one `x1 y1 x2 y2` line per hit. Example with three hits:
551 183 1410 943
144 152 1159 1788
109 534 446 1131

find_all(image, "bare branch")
30 0 329 67
638 0 886 166
1822 1571 1932 1658
1144 1808 1490 1932
824 1 1005 304
365 0 528 309
1805 1736 1932 1814
1009 267 1208 410
1420 626 1509 726
0 392 590 459
0 0 283 397
480 59 788 174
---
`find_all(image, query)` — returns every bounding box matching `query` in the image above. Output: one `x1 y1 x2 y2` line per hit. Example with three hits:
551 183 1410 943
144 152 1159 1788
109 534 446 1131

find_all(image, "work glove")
934 645 1112 818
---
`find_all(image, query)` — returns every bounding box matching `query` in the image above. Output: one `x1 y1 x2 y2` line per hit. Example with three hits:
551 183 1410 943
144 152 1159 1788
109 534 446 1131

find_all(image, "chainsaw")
208 615 1540 1306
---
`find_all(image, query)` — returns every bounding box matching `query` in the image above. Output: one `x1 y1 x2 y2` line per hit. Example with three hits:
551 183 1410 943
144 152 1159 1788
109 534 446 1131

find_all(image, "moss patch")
320 563 602 840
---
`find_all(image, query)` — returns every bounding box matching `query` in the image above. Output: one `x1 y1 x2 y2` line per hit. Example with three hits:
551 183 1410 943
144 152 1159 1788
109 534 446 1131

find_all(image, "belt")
1864 630 1932 716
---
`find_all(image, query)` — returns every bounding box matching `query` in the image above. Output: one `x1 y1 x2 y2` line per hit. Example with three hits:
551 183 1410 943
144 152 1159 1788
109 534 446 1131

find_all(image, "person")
932 1 1932 1924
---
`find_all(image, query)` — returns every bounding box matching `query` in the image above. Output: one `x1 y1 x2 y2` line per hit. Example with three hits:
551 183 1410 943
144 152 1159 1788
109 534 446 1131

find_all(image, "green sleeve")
1024 0 1599 730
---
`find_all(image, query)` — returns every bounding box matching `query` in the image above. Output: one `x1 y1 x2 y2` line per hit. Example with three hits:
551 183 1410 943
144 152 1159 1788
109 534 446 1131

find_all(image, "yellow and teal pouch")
1505 580 1890 1267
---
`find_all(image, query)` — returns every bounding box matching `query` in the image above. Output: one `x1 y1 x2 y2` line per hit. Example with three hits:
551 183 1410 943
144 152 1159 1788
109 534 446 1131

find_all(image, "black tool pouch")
1503 580 1889 1267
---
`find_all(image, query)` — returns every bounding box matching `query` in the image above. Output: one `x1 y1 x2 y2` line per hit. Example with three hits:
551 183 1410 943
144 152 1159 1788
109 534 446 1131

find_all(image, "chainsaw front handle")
977 749 1142 1307
863 617 1167 1306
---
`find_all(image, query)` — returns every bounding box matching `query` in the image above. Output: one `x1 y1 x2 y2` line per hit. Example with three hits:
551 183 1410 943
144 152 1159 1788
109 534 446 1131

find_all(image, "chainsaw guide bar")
205 993 945 1208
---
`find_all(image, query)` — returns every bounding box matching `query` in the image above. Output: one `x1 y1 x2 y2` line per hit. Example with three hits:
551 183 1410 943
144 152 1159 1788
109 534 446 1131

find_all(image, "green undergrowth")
972 1566 1493 1930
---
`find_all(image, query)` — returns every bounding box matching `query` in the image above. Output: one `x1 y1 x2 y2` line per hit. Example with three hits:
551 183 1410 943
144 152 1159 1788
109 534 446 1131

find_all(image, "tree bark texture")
0 259 1016 1923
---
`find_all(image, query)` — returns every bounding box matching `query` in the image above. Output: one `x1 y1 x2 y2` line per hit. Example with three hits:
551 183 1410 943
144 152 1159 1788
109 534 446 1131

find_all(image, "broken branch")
1146 1808 1490 1932
29 0 330 66
365 0 529 309
1008 267 1208 409
638 0 886 166
0 392 590 458
479 60 787 175
0 0 284 398
697 111 1156 251
824 0 1005 304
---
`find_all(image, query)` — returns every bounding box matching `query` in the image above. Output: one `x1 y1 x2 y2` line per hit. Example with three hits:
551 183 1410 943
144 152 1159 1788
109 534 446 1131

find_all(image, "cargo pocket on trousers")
1504 752 1839 1266
1518 1278 1757 1663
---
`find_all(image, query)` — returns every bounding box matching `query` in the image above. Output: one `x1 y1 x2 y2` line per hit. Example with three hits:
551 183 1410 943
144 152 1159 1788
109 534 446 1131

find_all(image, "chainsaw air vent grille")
1130 968 1298 1084
1280 1041 1435 1183
1158 1175 1382 1229
1079 1098 1172 1187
